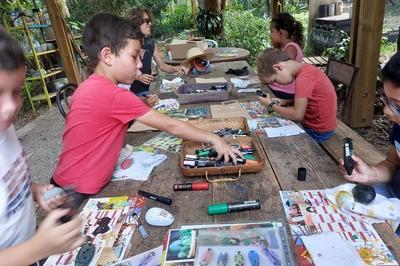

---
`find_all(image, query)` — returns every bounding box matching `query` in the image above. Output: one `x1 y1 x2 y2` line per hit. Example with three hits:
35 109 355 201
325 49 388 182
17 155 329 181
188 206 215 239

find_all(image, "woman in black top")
127 8 188 99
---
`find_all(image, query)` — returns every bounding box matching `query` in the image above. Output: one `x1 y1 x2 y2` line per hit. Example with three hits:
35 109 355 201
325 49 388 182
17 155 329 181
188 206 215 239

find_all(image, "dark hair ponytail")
271 12 304 48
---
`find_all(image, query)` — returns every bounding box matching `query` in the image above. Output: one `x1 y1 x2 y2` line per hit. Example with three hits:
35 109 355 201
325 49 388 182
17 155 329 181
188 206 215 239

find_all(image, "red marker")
173 182 209 191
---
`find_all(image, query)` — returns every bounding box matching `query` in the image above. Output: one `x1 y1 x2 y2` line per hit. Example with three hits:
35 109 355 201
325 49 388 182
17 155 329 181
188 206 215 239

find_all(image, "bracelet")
373 166 380 183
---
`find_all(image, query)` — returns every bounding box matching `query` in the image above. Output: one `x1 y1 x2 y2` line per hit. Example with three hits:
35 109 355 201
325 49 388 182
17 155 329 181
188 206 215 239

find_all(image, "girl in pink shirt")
268 12 304 100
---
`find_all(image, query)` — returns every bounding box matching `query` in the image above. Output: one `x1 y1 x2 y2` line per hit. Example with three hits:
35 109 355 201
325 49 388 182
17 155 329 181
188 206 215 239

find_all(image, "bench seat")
320 119 385 166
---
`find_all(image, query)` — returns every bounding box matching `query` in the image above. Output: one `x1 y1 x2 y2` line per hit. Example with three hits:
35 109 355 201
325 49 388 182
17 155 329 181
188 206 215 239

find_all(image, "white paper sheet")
301 233 364 266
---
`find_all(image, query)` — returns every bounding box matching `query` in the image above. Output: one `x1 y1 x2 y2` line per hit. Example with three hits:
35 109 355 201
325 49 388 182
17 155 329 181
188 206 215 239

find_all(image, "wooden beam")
343 0 385 128
44 0 82 85
348 0 361 64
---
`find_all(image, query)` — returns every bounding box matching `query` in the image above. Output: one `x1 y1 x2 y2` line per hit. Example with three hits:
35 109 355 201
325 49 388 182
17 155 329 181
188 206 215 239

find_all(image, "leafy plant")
154 2 193 39
324 30 350 60
284 0 308 14
195 8 222 38
66 18 84 34
219 8 270 66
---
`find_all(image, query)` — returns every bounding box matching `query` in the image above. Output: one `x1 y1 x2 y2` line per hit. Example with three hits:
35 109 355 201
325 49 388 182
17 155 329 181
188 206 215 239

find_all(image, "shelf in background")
8 23 51 31
25 67 63 81
32 91 56 101
26 49 58 58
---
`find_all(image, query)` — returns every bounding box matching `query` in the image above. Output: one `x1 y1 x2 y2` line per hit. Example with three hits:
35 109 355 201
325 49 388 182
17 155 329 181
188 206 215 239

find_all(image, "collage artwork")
44 195 146 266
280 190 398 266
162 222 293 266
239 102 304 137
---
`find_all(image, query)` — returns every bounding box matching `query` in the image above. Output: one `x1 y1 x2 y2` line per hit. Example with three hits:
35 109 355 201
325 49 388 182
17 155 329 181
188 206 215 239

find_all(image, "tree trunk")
191 0 197 22
198 0 222 12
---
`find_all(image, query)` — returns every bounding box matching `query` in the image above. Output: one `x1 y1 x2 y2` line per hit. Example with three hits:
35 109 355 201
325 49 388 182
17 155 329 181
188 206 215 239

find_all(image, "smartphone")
256 89 267 98
59 187 82 223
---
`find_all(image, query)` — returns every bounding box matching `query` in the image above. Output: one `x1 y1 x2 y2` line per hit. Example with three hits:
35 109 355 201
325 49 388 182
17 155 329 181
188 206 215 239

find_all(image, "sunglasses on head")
141 18 151 25
380 95 400 116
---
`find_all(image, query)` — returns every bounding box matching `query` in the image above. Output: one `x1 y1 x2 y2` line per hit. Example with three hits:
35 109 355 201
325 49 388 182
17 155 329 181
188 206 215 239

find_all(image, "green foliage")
195 9 222 38
219 8 270 65
154 2 193 39
380 37 397 55
66 0 169 26
284 0 308 14
324 31 350 60
227 0 267 17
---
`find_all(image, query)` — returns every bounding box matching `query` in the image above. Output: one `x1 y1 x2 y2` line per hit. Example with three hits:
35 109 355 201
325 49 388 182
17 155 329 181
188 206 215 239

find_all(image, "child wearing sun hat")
181 47 214 75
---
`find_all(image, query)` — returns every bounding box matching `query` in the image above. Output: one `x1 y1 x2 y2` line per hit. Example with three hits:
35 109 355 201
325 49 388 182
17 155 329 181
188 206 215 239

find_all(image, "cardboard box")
166 39 206 59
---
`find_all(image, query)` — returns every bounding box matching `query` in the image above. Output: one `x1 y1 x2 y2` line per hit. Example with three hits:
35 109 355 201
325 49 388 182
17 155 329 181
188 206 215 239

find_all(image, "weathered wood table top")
96 61 400 263
164 47 250 66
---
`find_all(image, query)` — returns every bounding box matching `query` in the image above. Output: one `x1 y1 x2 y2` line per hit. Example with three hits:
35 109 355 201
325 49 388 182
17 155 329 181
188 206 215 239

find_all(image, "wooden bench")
302 56 328 67
320 119 385 166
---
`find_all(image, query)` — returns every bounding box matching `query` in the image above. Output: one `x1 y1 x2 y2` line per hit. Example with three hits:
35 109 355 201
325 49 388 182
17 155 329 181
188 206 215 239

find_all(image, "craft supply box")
179 136 264 177
176 82 231 104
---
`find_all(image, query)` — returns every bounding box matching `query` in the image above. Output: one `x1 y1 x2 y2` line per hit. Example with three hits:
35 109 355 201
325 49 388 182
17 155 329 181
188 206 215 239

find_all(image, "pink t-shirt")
268 42 304 96
53 74 151 194
295 64 337 133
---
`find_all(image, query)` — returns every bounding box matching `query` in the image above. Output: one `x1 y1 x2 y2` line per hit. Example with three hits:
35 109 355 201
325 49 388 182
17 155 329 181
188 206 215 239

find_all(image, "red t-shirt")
295 64 337 132
53 74 151 194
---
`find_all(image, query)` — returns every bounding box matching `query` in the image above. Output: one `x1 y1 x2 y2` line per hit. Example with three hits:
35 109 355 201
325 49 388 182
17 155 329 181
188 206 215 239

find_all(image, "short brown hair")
82 13 143 71
257 48 291 77
126 7 154 29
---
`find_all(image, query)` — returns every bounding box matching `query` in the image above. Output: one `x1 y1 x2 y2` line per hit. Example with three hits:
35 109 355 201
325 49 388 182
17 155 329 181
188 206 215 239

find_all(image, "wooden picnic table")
97 61 400 262
164 47 250 66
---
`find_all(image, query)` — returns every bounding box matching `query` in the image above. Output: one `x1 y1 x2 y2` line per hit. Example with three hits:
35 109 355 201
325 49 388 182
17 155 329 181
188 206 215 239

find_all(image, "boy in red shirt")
257 48 337 143
51 13 241 203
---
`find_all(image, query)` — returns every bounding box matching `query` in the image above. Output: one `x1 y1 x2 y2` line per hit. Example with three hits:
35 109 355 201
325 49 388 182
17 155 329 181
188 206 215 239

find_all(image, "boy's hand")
146 94 160 106
32 183 66 212
258 95 272 106
210 135 243 164
33 209 86 256
338 155 375 183
137 74 155 85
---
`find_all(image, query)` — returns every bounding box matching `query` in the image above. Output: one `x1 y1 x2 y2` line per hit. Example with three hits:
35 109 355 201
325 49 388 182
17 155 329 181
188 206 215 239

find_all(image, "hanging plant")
195 8 222 38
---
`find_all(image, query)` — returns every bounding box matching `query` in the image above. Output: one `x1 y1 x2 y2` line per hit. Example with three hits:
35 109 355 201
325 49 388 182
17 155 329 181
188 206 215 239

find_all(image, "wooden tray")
187 117 250 135
179 136 264 178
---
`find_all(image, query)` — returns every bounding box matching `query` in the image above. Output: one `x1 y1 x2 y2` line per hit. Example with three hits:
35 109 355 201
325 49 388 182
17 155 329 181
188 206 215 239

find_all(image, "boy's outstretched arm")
136 110 242 162
0 209 85 265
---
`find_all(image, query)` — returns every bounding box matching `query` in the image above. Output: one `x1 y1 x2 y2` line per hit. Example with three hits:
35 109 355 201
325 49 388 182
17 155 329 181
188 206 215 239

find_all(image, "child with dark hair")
267 12 304 100
51 13 241 202
126 7 188 99
340 53 400 233
0 27 85 264
257 48 337 143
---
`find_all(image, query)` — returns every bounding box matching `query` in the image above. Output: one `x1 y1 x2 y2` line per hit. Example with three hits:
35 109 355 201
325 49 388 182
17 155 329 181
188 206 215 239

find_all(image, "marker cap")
208 203 228 215
192 182 209 190
298 167 306 181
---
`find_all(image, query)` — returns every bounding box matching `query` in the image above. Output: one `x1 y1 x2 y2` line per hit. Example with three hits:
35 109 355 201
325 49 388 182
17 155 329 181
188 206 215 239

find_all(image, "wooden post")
348 0 360 64
44 0 82 85
271 0 284 18
343 0 385 128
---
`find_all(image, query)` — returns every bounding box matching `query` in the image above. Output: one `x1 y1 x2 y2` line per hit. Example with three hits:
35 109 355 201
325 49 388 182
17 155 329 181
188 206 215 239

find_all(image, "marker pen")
138 190 172 205
173 182 209 191
208 200 261 215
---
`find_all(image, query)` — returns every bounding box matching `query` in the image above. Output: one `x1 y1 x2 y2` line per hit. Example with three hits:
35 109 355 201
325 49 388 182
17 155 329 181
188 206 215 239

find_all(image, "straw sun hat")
181 47 214 67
